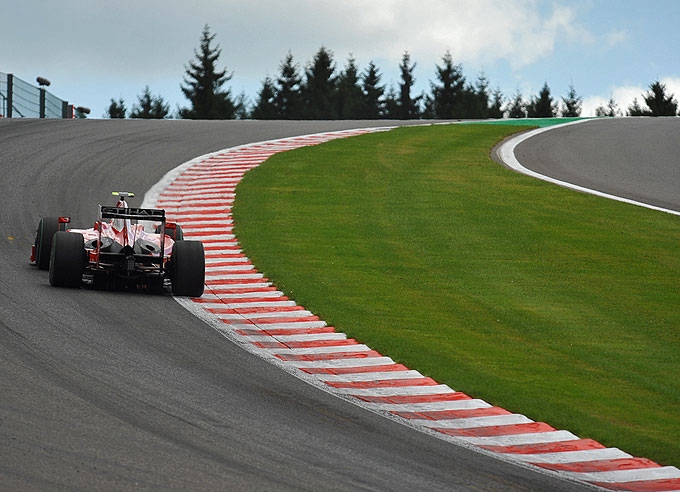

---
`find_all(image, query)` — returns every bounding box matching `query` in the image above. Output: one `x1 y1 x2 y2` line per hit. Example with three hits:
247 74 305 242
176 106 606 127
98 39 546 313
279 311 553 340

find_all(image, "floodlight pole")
37 76 50 119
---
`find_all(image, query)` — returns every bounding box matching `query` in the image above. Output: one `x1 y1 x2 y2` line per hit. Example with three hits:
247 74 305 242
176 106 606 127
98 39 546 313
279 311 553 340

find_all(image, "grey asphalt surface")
514 117 680 212
0 119 590 491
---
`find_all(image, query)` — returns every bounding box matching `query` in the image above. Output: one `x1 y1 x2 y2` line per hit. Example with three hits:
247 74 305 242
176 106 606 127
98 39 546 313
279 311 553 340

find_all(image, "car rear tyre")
171 240 204 297
35 217 59 270
49 232 85 288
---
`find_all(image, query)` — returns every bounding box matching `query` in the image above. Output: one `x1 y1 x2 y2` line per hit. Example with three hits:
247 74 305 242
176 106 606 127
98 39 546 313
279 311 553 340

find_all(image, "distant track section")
507 118 680 214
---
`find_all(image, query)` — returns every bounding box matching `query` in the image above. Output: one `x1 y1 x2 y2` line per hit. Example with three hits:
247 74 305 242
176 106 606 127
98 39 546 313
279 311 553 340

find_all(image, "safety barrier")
0 72 74 118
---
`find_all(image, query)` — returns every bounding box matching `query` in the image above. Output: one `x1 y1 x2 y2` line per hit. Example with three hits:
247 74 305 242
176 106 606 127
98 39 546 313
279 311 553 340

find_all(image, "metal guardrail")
0 72 74 118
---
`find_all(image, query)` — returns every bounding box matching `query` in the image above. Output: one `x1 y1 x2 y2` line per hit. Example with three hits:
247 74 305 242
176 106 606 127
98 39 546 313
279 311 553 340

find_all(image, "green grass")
233 124 680 466
458 116 591 127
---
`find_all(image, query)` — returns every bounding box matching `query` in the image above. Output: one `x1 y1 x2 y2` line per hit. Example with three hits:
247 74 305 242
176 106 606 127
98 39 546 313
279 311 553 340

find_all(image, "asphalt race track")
0 119 593 492
514 117 680 212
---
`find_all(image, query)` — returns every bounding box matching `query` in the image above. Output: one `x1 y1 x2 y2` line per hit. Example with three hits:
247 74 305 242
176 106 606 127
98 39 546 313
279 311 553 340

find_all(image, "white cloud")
0 0 629 116
317 0 585 69
581 95 609 117
661 76 680 102
3 0 595 78
605 29 627 48
581 77 680 116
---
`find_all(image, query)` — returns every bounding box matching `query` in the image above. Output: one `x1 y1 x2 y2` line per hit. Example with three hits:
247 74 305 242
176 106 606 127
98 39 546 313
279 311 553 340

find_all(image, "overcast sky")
2 0 679 118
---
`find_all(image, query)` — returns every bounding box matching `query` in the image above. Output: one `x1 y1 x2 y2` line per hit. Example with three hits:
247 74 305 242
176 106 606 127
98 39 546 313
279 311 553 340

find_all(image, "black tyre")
49 232 85 288
171 240 204 297
156 223 183 241
35 217 59 270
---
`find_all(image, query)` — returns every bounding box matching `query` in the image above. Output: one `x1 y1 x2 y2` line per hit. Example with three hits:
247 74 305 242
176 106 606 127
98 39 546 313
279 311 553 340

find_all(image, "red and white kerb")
148 128 680 492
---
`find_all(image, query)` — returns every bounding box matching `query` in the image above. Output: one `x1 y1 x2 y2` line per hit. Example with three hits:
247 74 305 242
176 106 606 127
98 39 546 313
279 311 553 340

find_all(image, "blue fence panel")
45 90 62 118
9 76 40 118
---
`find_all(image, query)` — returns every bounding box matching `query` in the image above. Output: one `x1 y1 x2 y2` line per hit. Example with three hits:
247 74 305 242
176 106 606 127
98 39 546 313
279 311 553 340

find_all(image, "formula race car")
31 192 204 297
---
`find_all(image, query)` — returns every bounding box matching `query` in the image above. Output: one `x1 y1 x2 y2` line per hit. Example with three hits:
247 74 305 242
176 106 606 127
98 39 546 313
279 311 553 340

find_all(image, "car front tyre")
35 217 59 270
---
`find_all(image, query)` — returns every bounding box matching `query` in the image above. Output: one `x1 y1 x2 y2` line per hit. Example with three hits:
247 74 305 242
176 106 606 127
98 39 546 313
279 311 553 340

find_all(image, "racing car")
31 192 204 297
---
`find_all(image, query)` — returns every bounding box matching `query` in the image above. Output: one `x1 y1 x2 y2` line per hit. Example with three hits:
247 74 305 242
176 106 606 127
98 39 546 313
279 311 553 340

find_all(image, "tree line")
106 25 680 120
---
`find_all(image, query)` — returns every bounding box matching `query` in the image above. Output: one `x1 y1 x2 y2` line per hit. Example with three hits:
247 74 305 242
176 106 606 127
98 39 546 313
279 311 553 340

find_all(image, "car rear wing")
99 206 166 223
98 206 169 272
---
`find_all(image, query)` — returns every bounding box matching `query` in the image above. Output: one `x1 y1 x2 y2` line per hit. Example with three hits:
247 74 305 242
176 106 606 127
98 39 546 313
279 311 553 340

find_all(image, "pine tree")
251 76 277 119
627 98 649 116
130 86 169 119
383 85 399 119
488 88 504 118
471 73 490 119
397 51 420 119
595 95 619 117
643 80 678 116
421 94 435 119
180 25 235 119
361 61 385 119
301 46 337 119
561 83 582 117
430 51 465 119
274 52 303 119
233 92 250 120
106 98 126 118
336 56 364 119
526 82 557 118
507 90 526 118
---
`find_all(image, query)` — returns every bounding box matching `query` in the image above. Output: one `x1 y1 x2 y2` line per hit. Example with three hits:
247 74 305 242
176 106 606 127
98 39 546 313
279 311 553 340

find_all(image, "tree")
383 85 399 119
336 56 364 119
421 93 436 119
301 46 337 119
526 82 557 118
595 95 619 117
470 73 491 119
233 92 250 119
507 90 526 118
180 24 235 119
430 51 465 119
251 76 277 119
627 97 649 116
561 83 582 117
106 98 126 118
488 88 504 118
274 52 303 119
130 86 170 119
397 51 421 119
361 61 385 119
643 80 678 116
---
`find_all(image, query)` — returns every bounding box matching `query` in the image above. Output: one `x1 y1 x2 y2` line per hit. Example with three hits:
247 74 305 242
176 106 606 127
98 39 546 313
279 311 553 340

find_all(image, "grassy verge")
234 123 680 466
